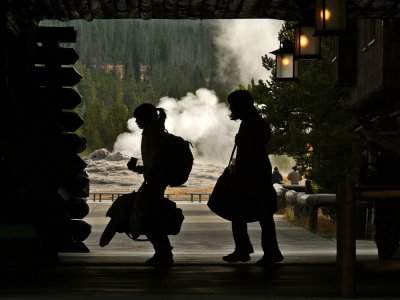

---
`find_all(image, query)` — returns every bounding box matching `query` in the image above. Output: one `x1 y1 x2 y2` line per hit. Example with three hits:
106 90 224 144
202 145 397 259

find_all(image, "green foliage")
248 26 362 193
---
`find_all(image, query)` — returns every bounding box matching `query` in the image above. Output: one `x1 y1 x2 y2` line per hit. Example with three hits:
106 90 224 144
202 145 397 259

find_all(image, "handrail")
88 192 127 202
275 184 336 232
185 192 210 203
277 182 400 297
356 185 400 200
87 192 210 202
283 190 337 207
336 181 400 297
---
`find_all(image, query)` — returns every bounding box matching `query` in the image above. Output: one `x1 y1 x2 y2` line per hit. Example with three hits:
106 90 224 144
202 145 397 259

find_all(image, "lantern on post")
270 39 298 81
294 21 321 60
314 0 347 36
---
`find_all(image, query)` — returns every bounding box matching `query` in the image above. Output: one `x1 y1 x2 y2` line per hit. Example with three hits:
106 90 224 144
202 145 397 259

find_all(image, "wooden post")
305 179 312 194
308 206 318 232
364 203 374 239
1 3 7 156
337 180 356 297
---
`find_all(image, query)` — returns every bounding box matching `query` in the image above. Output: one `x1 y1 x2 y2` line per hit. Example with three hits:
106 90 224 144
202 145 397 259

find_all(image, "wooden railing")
275 183 337 233
277 181 400 297
336 181 400 297
276 183 374 237
87 192 210 203
87 192 126 202
185 192 210 203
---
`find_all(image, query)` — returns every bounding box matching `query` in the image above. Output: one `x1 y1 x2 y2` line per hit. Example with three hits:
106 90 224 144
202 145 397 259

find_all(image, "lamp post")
270 39 298 81
314 0 347 36
294 22 321 60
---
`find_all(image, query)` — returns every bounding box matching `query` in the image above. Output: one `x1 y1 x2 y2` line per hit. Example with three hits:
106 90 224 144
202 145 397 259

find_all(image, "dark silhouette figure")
223 90 284 266
272 167 283 184
127 103 174 266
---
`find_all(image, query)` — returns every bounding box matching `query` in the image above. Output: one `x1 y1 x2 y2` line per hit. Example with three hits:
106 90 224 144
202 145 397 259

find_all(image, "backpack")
162 132 194 187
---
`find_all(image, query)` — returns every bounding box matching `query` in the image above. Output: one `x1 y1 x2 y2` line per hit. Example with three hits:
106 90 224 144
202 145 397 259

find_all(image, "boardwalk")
1 201 399 299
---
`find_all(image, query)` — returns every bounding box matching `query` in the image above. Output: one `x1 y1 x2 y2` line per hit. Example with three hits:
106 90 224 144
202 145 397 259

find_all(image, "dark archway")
2 0 400 265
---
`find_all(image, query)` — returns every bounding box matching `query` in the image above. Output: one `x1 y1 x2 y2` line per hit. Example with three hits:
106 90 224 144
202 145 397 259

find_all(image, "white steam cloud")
214 19 284 87
113 88 239 165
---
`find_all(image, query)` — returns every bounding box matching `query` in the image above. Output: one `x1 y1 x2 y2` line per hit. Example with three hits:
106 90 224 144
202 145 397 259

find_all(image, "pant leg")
141 181 172 254
146 232 173 254
232 221 254 254
259 214 282 257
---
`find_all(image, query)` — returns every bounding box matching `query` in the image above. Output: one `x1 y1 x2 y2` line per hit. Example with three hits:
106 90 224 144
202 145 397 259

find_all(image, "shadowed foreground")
1 202 399 299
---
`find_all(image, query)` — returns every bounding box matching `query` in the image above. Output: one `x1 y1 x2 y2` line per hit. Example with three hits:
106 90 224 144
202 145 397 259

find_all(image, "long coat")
233 113 277 215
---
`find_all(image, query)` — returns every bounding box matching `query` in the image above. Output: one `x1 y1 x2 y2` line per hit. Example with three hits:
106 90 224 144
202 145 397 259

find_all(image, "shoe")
222 252 251 263
145 252 174 266
256 253 284 266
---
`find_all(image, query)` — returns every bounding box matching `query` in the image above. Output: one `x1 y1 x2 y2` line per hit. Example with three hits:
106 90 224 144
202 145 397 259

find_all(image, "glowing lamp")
270 40 298 81
315 0 347 36
294 23 321 60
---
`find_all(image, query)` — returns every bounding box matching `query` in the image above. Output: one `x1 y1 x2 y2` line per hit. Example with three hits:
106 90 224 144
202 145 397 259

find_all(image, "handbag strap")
228 144 237 168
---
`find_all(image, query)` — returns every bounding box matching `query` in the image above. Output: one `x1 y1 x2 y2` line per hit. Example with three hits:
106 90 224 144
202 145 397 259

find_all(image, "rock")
105 152 130 161
88 148 110 160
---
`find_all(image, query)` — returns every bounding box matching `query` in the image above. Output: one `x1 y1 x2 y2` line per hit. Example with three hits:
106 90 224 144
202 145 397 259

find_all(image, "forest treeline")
40 19 231 153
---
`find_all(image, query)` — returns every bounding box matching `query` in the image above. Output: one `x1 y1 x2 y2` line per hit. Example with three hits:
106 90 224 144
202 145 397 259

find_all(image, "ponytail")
156 107 167 129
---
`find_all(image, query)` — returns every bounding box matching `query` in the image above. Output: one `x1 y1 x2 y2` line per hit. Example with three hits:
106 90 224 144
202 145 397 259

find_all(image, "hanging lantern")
314 0 347 36
270 39 298 81
294 22 321 60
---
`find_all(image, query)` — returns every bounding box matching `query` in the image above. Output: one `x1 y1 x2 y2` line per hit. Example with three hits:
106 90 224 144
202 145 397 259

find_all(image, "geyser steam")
213 19 284 87
113 88 239 165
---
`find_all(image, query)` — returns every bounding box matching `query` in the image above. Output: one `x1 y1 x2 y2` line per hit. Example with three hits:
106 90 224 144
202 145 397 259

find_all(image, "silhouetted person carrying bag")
126 103 175 266
100 103 189 266
208 90 284 266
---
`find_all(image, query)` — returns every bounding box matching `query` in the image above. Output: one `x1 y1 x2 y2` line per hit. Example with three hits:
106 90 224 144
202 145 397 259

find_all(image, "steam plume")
213 19 284 87
113 88 239 165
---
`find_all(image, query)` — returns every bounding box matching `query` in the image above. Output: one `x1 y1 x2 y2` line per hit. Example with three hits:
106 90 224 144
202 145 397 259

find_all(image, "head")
133 103 166 129
227 90 256 120
292 166 297 171
274 167 278 171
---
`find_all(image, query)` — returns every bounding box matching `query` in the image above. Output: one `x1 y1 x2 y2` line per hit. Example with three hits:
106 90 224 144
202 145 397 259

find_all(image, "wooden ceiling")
6 0 400 36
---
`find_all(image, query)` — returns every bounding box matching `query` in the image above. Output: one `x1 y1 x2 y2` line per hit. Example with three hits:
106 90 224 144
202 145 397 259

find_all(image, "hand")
127 157 138 170
131 165 144 174
127 159 135 171
127 158 144 174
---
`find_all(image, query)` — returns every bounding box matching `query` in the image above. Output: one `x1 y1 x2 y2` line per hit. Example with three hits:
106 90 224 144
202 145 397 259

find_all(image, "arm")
127 157 144 174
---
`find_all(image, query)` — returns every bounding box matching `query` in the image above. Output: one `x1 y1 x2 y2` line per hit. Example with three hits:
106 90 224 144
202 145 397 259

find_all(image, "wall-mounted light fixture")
314 0 347 36
270 39 298 81
294 22 321 60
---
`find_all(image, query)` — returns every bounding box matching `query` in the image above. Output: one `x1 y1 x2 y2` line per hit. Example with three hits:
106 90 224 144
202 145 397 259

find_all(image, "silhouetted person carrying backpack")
222 90 284 266
127 103 174 266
